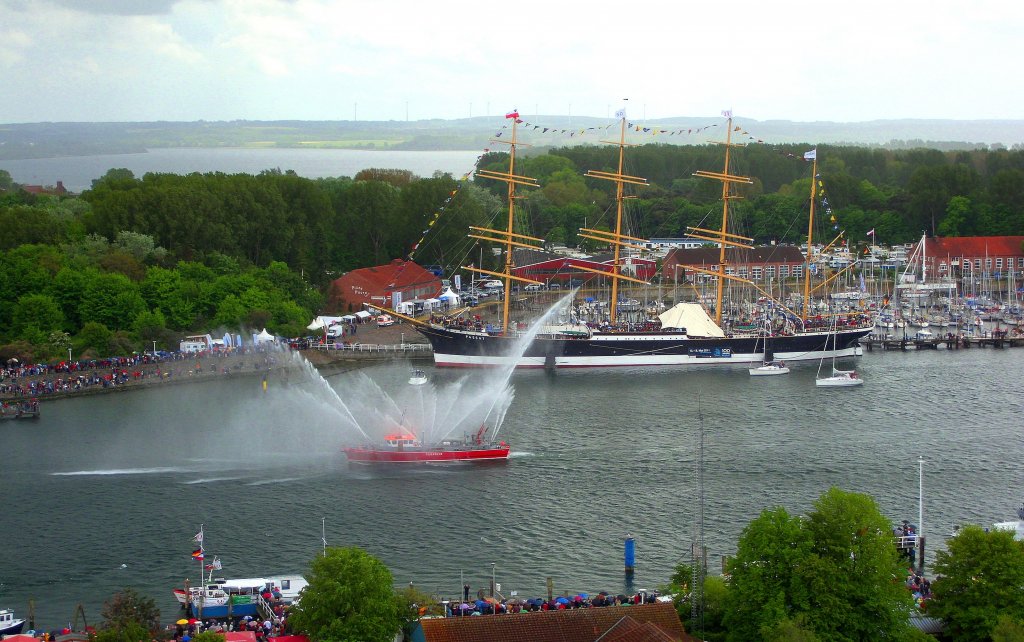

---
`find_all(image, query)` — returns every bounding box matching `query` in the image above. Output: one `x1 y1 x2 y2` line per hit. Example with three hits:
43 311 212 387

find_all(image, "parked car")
525 284 543 292
548 283 561 290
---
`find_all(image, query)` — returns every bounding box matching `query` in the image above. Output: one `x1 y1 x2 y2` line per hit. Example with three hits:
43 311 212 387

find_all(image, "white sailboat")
816 316 864 387
749 361 790 376
748 332 789 376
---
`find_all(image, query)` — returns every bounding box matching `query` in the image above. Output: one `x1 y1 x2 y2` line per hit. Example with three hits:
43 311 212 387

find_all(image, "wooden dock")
862 332 1024 351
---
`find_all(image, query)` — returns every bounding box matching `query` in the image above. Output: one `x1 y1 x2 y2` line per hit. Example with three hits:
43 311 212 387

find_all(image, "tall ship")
416 111 873 368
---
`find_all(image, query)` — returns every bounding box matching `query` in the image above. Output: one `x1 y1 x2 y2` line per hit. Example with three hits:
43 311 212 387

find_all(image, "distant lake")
2 148 482 193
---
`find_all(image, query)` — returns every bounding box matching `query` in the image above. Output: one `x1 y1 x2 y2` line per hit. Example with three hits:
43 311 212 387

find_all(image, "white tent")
658 303 724 337
354 310 373 320
424 298 442 311
255 328 275 343
438 288 460 307
307 318 326 331
340 314 357 323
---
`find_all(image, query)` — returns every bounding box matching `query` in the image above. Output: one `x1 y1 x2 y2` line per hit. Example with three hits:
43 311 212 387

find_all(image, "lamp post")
68 347 72 365
918 456 925 570
152 340 157 355
490 562 495 597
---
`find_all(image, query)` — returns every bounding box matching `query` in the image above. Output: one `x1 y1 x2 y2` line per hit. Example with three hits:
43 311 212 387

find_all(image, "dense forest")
2 142 1023 360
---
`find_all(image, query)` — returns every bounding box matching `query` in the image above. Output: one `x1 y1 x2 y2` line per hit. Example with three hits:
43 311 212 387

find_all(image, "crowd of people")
0 348 281 401
445 586 665 617
906 569 932 609
171 613 290 642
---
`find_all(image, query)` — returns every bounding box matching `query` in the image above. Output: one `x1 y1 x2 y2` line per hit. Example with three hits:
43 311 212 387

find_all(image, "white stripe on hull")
432 346 862 368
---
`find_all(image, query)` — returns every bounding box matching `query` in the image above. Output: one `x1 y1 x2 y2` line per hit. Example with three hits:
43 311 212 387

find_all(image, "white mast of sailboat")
468 111 545 335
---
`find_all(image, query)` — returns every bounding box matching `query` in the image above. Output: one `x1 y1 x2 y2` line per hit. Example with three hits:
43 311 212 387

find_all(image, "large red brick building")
328 259 441 312
664 246 807 283
918 236 1024 279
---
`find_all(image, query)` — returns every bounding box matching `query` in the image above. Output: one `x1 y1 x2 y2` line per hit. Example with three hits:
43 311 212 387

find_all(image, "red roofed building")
328 259 441 312
20 181 69 196
415 602 695 642
918 236 1024 280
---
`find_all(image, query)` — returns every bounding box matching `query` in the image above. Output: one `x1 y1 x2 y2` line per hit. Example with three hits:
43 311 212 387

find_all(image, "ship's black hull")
417 325 871 368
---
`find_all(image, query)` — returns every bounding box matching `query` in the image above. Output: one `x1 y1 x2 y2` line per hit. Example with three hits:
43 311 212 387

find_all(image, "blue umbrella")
555 596 570 605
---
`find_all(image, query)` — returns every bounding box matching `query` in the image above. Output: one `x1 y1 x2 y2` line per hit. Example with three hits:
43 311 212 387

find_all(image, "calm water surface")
3 348 1022 629
2 148 481 193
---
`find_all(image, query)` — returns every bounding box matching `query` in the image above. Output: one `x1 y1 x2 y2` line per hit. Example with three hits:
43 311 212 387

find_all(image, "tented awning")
658 303 724 337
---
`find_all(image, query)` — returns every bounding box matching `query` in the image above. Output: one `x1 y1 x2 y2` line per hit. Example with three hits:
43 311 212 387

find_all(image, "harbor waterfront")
2 348 1022 630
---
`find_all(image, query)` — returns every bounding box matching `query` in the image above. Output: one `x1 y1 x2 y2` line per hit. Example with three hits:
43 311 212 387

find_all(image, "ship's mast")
469 113 545 335
802 153 818 321
688 114 754 326
580 114 650 323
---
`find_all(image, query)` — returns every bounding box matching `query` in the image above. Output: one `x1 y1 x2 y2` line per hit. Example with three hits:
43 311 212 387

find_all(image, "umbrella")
459 603 471 610
578 593 589 600
187 618 199 625
555 596 570 605
176 619 189 625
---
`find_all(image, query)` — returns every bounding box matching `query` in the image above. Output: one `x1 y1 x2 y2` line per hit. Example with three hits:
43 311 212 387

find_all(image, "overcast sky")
2 0 1020 124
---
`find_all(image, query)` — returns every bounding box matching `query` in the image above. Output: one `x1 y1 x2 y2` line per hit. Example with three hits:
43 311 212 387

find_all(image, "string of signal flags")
406 111 846 262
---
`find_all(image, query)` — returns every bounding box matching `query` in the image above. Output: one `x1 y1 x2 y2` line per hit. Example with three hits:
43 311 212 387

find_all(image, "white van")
377 314 395 327
481 280 503 289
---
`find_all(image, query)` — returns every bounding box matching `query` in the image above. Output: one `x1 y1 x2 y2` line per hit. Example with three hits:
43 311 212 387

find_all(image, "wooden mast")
469 113 544 335
802 152 818 322
689 114 753 326
582 113 649 323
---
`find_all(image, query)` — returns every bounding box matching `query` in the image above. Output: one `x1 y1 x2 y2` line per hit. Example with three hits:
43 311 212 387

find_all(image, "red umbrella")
187 618 199 625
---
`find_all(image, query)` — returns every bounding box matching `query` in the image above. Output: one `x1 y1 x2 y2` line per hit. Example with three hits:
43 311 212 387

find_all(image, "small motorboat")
408 369 428 385
749 360 790 376
0 609 26 637
815 368 864 387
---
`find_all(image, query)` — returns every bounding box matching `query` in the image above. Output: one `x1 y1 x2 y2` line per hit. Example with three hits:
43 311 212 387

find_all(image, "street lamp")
152 340 157 355
490 562 495 597
68 347 72 365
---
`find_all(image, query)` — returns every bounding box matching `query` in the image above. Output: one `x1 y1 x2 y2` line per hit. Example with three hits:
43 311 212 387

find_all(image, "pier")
862 332 1024 351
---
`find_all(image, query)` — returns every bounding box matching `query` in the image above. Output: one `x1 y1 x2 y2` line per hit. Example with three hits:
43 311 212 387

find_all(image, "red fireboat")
343 426 510 464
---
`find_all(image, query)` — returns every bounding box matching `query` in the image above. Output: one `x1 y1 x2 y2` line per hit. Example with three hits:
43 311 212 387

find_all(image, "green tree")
12 293 65 338
724 506 813 640
724 489 913 642
929 524 1024 641
938 195 971 237
99 587 161 636
800 488 914 641
287 546 402 642
993 614 1024 642
75 321 113 356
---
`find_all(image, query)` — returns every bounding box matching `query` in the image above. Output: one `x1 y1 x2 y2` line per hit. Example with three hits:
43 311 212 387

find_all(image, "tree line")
3 142 1023 359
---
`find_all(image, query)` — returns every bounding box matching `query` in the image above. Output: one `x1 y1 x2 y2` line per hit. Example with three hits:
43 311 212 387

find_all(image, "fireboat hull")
417 324 871 368
343 445 511 464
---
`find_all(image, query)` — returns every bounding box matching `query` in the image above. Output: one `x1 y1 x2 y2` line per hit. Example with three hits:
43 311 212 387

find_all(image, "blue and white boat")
0 608 26 636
